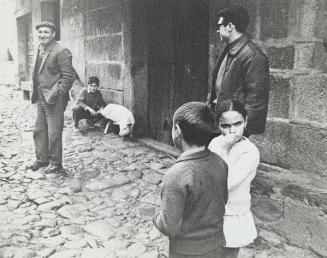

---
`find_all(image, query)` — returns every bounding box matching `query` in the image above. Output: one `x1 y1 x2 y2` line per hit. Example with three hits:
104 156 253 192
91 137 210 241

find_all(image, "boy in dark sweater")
72 76 105 130
153 102 228 258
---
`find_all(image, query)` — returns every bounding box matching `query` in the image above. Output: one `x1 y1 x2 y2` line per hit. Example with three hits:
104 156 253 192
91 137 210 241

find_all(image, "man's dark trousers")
34 96 68 166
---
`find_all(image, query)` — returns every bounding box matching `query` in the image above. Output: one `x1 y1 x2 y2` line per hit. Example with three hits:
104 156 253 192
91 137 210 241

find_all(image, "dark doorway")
147 0 209 144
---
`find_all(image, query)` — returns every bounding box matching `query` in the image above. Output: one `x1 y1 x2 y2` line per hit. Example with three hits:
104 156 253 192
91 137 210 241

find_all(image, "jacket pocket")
47 81 61 104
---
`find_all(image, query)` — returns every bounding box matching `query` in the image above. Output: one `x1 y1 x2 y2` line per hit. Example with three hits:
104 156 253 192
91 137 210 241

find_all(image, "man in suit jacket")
207 6 270 136
26 21 76 174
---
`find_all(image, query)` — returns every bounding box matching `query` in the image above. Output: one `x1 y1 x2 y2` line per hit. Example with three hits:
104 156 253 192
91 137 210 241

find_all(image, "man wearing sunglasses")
207 5 270 137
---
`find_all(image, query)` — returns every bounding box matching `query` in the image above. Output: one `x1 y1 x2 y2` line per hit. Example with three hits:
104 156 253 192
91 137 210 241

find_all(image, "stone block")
268 75 290 119
85 35 122 62
294 42 327 71
298 0 320 39
251 174 275 197
315 1 327 39
61 14 85 37
272 198 327 257
289 124 327 177
61 13 85 82
68 40 85 82
290 75 327 124
101 89 123 105
251 120 291 168
85 0 121 11
86 62 122 90
252 195 284 222
86 5 122 36
62 0 84 16
281 183 327 214
267 46 294 69
260 0 289 39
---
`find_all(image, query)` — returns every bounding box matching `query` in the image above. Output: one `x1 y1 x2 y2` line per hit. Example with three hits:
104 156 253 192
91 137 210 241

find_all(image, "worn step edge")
254 164 327 215
137 137 180 159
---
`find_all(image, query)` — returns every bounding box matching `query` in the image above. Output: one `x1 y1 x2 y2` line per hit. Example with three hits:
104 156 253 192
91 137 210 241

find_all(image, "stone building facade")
15 1 327 255
15 0 327 175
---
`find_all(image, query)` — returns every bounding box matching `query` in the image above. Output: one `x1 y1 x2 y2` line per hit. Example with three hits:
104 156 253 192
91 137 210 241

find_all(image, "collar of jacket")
227 34 250 56
87 88 98 94
175 149 210 163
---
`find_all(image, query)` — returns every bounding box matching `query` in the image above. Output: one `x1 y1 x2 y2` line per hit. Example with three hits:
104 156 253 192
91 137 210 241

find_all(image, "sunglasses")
217 22 228 31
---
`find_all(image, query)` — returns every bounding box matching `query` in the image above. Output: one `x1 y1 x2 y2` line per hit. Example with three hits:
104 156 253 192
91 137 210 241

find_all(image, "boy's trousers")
72 106 103 128
33 96 68 166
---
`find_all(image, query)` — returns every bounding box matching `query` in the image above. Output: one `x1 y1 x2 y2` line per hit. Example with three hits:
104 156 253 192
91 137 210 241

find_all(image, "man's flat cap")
36 21 56 31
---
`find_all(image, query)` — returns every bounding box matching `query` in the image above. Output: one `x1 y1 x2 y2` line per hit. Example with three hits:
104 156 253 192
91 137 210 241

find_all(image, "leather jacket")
208 35 270 135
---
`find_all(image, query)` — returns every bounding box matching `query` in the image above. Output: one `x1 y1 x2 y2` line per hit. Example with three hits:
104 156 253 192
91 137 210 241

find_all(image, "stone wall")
252 164 327 257
60 0 133 108
208 1 327 256
209 0 327 176
61 0 87 98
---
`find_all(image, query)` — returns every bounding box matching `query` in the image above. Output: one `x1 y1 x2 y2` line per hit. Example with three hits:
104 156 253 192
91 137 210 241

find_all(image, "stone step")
252 164 327 257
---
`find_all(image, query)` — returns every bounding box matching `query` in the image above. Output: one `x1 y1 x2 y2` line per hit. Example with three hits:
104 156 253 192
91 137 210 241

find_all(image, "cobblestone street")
0 85 320 258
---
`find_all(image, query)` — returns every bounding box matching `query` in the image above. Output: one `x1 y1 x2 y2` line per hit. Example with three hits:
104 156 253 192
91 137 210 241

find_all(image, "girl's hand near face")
221 133 239 153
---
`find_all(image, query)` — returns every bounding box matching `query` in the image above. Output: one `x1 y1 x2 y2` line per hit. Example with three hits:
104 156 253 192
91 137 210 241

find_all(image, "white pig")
99 103 135 137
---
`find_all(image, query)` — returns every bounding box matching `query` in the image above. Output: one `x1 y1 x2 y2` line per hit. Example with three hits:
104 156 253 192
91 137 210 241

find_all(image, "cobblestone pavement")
0 85 319 258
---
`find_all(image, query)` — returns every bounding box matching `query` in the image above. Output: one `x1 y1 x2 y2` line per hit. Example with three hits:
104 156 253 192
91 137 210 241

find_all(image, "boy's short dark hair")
88 76 100 86
218 5 249 33
173 102 218 146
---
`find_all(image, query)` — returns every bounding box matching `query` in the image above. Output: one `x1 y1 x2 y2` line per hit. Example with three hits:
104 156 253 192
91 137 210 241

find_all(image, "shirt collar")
87 88 95 94
227 34 249 56
38 41 55 54
180 146 206 158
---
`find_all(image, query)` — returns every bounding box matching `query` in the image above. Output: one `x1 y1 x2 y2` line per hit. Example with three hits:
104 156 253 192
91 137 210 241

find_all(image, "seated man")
72 76 105 131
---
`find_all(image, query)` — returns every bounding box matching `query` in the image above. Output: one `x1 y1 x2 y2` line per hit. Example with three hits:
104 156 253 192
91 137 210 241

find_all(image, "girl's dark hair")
216 99 247 120
173 102 218 146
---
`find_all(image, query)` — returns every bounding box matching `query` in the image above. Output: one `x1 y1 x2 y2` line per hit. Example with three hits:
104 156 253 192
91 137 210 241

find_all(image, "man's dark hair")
88 76 100 86
173 102 218 146
218 5 249 33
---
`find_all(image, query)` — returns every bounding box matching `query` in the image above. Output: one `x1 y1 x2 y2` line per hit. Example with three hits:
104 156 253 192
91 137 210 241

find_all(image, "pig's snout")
118 123 133 136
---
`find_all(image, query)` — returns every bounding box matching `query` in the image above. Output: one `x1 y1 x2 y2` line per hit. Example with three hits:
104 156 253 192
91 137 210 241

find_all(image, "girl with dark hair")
208 99 259 258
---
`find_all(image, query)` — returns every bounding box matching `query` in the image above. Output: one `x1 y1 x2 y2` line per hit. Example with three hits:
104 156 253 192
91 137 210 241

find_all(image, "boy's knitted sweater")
154 149 228 255
76 88 105 111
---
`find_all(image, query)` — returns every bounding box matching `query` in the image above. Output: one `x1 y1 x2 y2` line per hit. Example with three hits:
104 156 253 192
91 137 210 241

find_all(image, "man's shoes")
44 164 64 174
26 161 49 171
